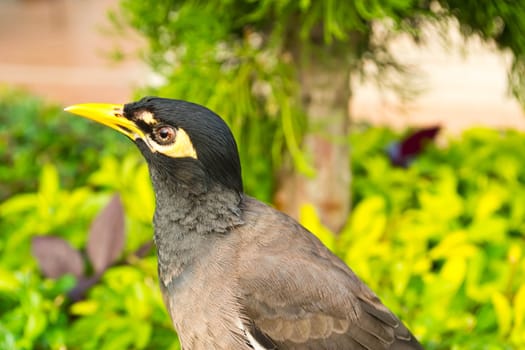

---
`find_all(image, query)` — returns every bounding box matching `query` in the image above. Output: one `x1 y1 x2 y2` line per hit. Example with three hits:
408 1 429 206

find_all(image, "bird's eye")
154 126 177 145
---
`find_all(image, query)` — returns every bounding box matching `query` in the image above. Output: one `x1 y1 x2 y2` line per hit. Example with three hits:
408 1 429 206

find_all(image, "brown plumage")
66 97 424 350
159 195 423 350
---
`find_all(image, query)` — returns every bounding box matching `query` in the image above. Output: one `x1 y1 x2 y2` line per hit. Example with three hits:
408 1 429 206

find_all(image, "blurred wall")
0 0 146 104
352 25 525 132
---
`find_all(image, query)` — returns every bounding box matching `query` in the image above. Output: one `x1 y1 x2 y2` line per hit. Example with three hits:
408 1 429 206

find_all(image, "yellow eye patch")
133 111 197 159
149 127 197 159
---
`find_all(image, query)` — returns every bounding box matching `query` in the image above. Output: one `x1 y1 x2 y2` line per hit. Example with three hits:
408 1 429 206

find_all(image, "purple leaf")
87 194 125 274
68 275 101 302
134 240 154 258
31 236 84 279
400 125 441 156
388 125 441 167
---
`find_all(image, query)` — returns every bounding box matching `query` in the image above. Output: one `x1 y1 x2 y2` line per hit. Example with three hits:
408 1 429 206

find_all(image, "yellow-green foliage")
304 127 525 349
0 86 133 201
0 156 180 350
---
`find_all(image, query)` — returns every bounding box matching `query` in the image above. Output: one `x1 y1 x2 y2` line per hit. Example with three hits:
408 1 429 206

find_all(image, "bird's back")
232 196 424 350
164 196 423 349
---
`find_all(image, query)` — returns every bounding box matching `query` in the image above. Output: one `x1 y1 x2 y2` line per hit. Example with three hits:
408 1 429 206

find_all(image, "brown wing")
236 198 423 350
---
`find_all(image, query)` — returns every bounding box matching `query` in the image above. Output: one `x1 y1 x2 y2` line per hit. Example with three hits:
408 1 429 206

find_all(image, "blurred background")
1 0 525 349
2 0 524 128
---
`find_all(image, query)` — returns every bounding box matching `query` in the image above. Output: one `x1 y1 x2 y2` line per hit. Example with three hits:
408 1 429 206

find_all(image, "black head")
125 97 243 194
66 97 243 194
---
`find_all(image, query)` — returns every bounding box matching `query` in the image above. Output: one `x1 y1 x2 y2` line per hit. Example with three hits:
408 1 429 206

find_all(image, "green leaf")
0 193 38 216
0 325 16 350
440 256 467 294
348 196 386 241
299 203 335 250
280 101 315 177
492 291 512 336
474 185 507 220
24 310 47 341
38 163 60 202
0 267 20 293
70 300 100 316
430 231 478 260
131 321 152 349
299 0 311 11
513 285 525 332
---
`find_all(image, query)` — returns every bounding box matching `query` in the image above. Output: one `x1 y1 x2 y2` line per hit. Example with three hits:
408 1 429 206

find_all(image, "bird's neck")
150 169 244 288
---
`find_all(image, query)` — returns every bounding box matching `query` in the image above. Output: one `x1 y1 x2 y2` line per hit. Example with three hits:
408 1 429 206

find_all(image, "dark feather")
235 197 424 350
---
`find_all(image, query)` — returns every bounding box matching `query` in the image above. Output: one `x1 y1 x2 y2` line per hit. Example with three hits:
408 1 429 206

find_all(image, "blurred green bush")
0 86 132 201
1 91 525 349
304 126 525 349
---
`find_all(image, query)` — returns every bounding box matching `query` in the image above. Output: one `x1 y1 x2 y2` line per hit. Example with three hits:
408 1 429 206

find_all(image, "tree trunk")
274 60 351 233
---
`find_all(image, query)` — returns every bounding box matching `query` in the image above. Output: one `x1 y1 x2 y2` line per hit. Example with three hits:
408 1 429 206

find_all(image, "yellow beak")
64 103 146 140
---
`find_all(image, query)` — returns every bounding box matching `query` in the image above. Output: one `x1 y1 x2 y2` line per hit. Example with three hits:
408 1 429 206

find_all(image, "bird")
65 97 424 350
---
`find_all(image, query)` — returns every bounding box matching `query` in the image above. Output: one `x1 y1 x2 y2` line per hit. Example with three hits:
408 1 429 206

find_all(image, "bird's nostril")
112 107 124 118
118 125 132 134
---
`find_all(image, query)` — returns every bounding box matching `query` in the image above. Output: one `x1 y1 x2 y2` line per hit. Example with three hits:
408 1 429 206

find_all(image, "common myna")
65 97 423 350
